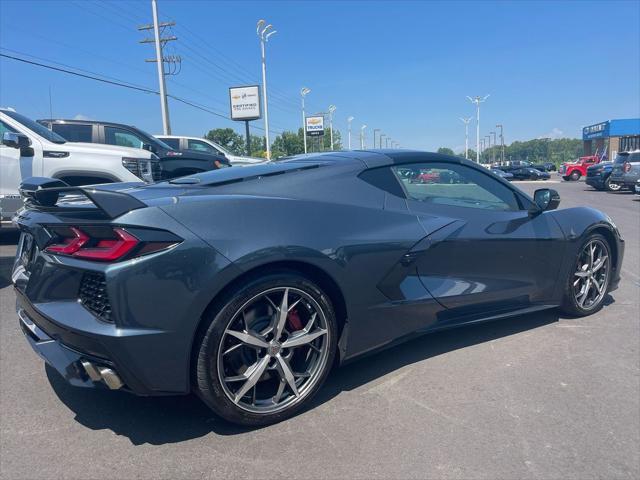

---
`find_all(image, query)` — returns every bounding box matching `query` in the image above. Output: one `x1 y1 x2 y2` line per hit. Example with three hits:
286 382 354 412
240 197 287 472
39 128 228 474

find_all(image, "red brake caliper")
287 309 303 331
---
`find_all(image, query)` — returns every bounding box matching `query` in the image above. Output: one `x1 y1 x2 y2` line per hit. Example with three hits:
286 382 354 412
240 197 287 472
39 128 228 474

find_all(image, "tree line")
206 127 583 167
205 127 342 159
439 137 584 166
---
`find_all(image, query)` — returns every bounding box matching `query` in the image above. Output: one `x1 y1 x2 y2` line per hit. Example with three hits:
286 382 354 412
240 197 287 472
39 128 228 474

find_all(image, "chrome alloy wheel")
573 239 610 311
217 287 330 414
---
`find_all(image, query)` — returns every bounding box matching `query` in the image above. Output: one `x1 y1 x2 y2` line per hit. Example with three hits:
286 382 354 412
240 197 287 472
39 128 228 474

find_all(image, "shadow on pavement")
47 308 561 445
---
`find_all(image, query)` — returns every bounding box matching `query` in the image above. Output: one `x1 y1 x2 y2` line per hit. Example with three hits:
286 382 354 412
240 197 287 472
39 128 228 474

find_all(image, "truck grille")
79 272 112 323
151 160 162 181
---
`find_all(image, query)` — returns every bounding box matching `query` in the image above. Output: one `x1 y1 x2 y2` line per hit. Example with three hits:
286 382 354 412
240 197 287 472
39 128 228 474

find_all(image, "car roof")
38 118 142 130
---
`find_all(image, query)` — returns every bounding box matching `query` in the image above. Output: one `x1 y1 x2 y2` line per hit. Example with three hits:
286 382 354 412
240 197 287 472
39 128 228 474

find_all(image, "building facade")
583 118 640 158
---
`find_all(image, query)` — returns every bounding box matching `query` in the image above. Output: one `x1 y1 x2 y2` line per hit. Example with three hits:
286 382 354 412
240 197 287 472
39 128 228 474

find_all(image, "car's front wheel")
560 234 611 316
195 272 337 426
605 177 621 192
570 171 581 181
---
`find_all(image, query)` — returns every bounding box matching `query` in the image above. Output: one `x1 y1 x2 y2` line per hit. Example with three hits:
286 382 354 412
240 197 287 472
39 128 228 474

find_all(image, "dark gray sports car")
12 150 624 426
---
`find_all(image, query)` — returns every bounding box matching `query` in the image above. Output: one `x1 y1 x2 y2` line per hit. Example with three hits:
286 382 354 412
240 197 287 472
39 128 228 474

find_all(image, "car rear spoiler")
19 177 147 219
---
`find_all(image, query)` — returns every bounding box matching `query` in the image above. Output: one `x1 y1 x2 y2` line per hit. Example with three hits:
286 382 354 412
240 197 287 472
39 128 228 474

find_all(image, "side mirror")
142 143 157 153
531 188 560 214
2 131 31 149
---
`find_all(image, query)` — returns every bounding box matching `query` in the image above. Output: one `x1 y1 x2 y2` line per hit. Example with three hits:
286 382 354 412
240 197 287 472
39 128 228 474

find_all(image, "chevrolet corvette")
12 150 624 426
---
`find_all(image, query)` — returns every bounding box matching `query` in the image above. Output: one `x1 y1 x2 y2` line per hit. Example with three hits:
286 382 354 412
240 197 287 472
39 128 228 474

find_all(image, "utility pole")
257 20 276 160
360 125 367 149
490 131 497 164
466 95 489 163
301 87 311 154
347 116 354 150
139 0 178 135
460 117 472 159
328 105 336 150
496 124 505 163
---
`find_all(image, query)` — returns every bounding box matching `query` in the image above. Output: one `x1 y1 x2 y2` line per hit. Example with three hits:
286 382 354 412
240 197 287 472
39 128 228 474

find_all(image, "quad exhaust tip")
81 360 123 390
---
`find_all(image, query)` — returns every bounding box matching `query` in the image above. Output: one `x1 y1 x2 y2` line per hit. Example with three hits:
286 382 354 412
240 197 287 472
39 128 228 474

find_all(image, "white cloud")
538 128 564 140
73 114 90 120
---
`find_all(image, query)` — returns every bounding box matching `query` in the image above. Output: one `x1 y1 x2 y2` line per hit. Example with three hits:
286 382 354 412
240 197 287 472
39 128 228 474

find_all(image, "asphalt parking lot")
1 179 638 480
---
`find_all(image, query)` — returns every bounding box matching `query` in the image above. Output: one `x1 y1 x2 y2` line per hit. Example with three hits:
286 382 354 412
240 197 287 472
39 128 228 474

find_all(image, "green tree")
272 129 304 158
248 134 266 157
437 147 455 156
205 128 245 155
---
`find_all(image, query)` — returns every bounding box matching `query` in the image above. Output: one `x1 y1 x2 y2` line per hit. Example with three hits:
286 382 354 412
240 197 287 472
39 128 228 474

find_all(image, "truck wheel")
605 177 621 192
562 176 570 181
570 171 581 181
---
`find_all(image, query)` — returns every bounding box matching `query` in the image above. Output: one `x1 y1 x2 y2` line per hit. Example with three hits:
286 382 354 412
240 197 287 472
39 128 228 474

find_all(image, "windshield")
3 110 66 143
614 152 640 163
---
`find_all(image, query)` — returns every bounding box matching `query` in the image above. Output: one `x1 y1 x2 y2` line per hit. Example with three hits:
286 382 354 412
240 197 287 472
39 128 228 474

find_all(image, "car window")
104 126 144 149
50 123 92 142
391 163 521 211
0 120 18 139
161 138 180 149
188 139 221 155
2 110 66 143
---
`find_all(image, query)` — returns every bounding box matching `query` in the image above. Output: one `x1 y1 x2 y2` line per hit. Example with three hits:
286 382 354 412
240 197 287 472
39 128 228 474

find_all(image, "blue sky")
1 0 639 152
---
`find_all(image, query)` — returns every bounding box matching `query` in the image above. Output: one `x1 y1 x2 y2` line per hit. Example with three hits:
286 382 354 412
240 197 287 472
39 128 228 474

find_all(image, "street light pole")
380 134 386 149
496 124 504 163
360 125 367 149
257 20 276 160
490 131 497 164
300 87 311 154
385 137 390 148
460 117 472 159
328 105 336 150
373 129 380 150
347 116 354 150
466 95 489 162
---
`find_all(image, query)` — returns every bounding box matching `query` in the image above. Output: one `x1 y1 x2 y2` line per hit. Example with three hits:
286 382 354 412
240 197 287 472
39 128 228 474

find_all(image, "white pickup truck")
0 108 158 227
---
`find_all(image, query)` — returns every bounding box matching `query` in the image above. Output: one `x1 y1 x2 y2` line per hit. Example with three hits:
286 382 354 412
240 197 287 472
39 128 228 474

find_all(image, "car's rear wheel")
560 234 611 316
195 273 337 426
570 171 581 181
605 177 621 192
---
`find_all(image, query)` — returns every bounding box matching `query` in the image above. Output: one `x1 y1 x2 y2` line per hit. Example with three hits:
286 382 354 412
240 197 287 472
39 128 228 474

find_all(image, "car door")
391 162 565 324
103 125 145 149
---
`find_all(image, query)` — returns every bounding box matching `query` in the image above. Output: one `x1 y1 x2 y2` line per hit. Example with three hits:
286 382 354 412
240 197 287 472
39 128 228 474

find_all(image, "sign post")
305 115 324 152
229 85 261 156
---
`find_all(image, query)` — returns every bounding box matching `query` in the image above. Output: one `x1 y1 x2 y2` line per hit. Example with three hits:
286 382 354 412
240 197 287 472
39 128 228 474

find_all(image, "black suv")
37 119 230 180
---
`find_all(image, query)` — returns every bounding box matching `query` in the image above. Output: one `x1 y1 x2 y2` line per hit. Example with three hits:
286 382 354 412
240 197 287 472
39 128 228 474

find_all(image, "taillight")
623 162 632 173
45 226 177 262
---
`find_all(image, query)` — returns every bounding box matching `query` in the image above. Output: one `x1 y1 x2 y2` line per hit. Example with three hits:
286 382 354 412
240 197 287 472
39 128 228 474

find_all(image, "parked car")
492 160 555 172
410 170 440 183
0 109 157 227
12 151 623 426
635 179 640 195
609 150 640 191
511 167 550 180
37 119 230 180
585 162 621 191
491 168 514 180
558 155 600 181
156 135 265 166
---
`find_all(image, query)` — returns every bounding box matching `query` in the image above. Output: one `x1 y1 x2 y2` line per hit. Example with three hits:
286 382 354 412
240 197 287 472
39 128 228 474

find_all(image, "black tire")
560 234 611 317
562 176 570 181
604 176 621 192
195 271 338 426
570 171 581 181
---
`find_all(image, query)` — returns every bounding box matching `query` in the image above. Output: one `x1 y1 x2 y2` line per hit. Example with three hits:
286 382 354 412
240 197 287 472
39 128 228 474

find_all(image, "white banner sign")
229 85 261 121
305 116 324 136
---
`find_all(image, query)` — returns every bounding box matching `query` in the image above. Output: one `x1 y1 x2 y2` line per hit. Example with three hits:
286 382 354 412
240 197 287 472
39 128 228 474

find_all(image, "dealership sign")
583 121 609 140
305 116 324 136
229 85 261 121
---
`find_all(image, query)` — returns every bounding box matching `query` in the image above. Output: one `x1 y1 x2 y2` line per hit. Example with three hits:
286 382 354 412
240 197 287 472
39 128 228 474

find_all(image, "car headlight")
122 157 154 183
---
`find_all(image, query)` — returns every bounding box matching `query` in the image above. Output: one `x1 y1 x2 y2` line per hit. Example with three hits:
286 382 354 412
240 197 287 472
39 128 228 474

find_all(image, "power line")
0 51 285 136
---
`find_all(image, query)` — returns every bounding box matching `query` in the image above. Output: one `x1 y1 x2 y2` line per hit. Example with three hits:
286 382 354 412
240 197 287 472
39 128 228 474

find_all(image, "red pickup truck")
559 155 600 181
